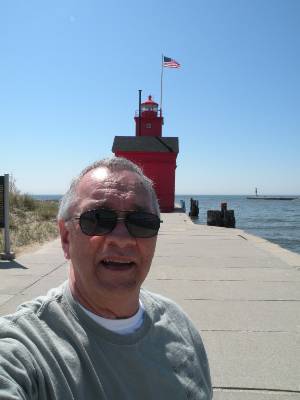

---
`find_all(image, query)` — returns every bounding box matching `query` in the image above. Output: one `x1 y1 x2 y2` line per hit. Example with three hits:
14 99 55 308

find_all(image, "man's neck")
68 270 140 319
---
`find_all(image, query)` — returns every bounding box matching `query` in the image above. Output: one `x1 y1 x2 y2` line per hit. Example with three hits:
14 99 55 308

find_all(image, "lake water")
31 194 300 255
175 195 300 255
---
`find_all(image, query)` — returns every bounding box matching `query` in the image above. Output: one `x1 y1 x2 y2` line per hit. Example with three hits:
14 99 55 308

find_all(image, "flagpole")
160 54 164 116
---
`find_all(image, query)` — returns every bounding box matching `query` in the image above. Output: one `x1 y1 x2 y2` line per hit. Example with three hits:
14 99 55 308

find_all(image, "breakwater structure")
207 202 236 228
247 195 298 200
182 198 236 228
247 188 298 200
189 198 199 217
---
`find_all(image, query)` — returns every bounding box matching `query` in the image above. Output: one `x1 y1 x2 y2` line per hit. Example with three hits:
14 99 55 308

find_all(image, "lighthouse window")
146 123 152 128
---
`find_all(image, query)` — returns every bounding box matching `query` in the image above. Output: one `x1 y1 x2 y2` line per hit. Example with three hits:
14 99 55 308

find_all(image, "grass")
0 187 59 254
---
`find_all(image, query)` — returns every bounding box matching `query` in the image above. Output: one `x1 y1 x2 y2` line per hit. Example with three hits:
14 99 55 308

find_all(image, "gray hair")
57 157 160 221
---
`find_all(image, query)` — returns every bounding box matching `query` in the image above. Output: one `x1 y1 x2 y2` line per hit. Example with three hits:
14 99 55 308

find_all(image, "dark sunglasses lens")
126 212 160 238
79 209 116 236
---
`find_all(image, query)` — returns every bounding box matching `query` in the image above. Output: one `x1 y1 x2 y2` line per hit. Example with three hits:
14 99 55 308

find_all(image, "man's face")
59 167 157 313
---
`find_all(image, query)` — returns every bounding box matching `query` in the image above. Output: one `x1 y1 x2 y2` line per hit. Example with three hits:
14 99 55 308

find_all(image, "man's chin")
95 262 138 289
95 277 139 293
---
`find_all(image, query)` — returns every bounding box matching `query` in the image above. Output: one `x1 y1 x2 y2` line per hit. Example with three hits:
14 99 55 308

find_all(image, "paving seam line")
213 386 300 394
19 261 68 293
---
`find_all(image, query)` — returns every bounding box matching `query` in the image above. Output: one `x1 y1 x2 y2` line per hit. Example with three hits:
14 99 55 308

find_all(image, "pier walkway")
0 212 299 399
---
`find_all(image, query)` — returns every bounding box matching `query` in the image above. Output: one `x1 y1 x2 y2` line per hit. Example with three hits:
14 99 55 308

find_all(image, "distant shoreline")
31 195 62 201
31 194 300 201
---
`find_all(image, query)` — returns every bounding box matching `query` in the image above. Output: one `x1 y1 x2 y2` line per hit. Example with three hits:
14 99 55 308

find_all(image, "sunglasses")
71 208 162 238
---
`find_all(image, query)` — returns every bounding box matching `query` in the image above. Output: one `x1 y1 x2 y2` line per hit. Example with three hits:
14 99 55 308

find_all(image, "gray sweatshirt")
0 282 212 399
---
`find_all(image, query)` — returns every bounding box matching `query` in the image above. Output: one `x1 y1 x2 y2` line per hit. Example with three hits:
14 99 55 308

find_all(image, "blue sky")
1 0 299 195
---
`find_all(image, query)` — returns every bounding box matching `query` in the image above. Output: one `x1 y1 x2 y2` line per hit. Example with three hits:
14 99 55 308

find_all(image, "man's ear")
58 220 71 260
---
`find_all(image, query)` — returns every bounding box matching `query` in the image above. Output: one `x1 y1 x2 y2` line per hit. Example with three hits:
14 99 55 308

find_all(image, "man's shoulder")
140 288 191 324
140 288 206 343
141 288 180 308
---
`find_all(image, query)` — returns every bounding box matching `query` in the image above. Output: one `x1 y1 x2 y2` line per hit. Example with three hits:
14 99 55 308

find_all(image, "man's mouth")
101 259 135 271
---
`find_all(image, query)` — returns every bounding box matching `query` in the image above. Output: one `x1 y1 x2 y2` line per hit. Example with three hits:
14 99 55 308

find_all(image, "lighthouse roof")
112 136 178 153
142 95 158 106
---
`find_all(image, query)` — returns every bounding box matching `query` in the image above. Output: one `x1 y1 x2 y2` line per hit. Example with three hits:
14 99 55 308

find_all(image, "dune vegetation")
0 179 59 255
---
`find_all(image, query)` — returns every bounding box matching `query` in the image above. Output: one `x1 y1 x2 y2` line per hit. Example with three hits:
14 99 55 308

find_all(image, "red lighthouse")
112 94 179 212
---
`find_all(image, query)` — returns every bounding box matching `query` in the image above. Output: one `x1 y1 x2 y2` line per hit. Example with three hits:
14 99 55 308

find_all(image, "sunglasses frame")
69 208 162 238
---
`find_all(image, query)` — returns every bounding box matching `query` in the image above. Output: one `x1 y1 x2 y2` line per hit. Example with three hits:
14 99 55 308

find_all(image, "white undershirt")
78 300 145 335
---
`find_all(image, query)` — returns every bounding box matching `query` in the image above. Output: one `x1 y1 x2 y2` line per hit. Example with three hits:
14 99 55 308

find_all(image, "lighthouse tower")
134 95 163 137
112 94 179 212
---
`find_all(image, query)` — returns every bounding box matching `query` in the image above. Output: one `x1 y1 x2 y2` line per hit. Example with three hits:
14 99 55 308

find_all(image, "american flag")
163 56 180 68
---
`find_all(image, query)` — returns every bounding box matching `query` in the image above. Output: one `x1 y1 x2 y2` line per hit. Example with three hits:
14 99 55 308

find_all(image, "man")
0 157 212 399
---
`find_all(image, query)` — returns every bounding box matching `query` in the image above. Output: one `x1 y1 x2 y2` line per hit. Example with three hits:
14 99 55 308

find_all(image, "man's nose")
104 219 136 246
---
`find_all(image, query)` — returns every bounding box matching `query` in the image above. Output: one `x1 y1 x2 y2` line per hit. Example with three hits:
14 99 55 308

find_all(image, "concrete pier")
0 212 299 399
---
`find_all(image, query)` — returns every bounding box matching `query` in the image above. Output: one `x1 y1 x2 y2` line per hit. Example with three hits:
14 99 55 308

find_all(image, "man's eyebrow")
93 200 106 207
131 204 148 212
